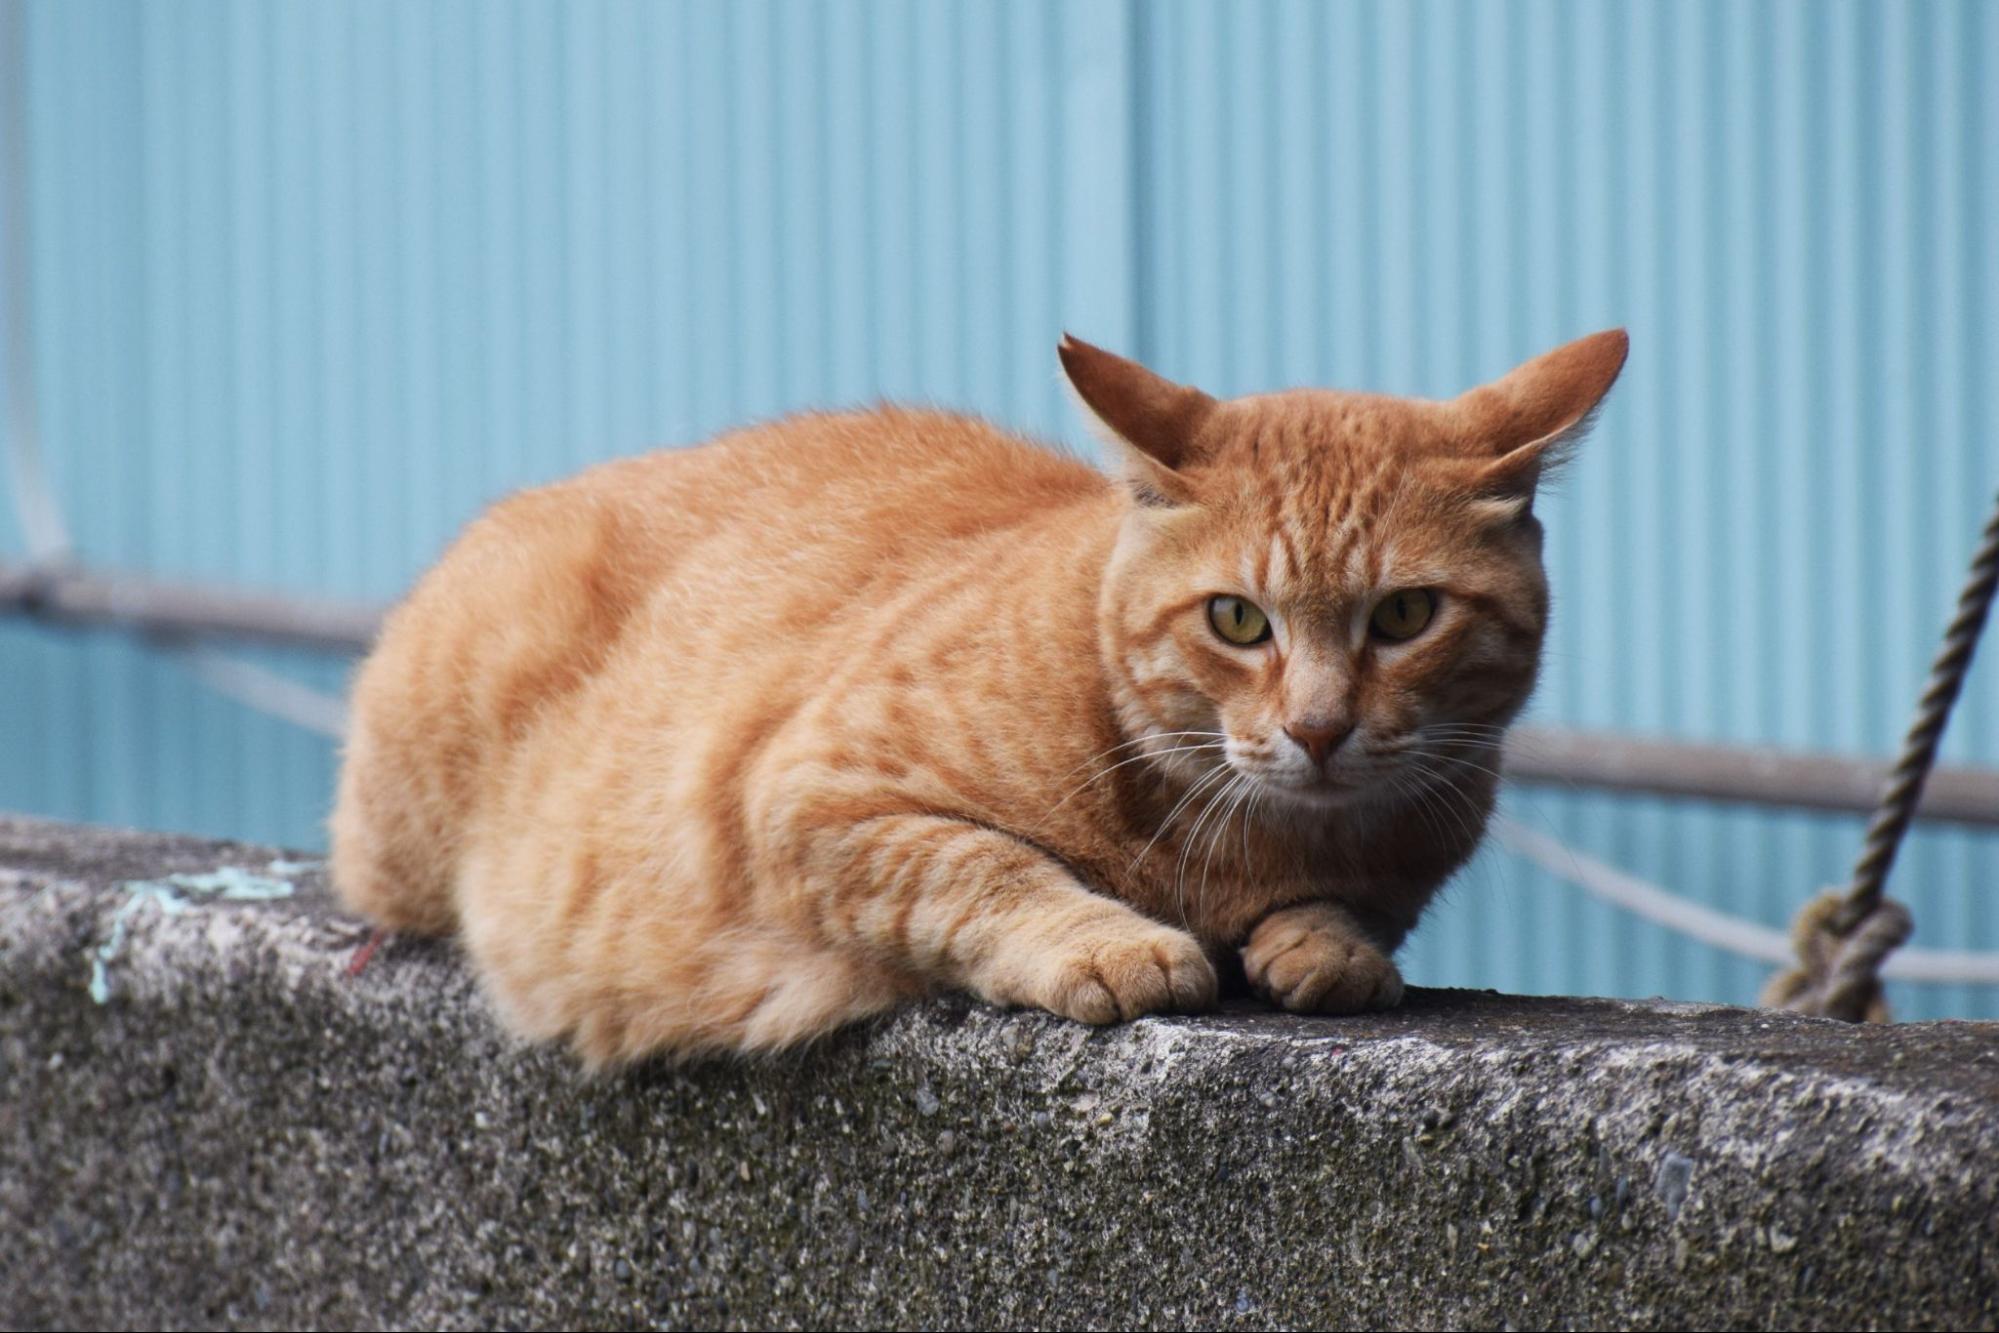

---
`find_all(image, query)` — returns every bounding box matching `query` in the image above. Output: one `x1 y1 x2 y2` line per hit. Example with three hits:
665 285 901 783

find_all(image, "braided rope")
1770 489 1999 1020
1841 491 1999 928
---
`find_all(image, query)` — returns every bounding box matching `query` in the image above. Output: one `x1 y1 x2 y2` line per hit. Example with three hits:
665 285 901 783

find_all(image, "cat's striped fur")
331 330 1626 1065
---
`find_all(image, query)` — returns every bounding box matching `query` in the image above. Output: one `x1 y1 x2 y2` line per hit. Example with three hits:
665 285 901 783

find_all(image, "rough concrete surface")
2 813 1996 1331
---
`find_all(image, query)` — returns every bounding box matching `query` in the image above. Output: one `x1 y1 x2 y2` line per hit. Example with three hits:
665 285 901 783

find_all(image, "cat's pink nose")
1284 718 1354 767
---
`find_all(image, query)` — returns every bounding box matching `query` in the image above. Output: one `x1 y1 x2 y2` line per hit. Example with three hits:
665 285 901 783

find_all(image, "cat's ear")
1059 333 1217 506
1456 329 1628 501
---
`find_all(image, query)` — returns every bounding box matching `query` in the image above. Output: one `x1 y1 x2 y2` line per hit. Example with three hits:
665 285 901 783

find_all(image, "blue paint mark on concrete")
88 884 191 1005
139 867 298 901
87 866 297 1003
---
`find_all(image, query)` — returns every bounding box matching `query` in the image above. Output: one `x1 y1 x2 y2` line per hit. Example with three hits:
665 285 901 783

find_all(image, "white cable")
0 1 70 566
174 646 349 740
1496 816 1999 986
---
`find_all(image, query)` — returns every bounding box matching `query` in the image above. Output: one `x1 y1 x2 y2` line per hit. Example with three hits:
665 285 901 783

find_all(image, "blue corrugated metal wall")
4 0 1995 1016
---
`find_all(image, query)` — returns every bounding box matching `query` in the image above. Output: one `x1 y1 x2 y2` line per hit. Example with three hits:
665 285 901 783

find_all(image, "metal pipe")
4 559 1998 827
0 562 385 654
1503 725 1999 828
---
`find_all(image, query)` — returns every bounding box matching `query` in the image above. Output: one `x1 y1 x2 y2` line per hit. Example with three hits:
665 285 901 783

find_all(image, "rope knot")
1761 889 1913 1023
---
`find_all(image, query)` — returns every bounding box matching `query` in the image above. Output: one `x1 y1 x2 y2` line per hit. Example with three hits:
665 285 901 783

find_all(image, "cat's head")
1062 330 1626 813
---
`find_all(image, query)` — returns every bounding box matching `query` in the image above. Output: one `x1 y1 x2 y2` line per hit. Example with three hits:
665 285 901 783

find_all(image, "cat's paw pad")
1243 922 1403 1014
1043 928 1217 1025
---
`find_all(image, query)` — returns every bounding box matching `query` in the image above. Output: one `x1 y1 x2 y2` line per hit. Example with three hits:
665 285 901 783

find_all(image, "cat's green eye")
1369 588 1436 642
1207 595 1272 646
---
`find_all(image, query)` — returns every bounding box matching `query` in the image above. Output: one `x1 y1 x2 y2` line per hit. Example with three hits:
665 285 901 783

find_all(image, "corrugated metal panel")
3 0 1995 1015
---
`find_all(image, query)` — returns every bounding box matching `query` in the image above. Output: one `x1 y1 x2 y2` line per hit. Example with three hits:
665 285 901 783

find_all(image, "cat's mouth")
1236 762 1379 811
1227 744 1429 813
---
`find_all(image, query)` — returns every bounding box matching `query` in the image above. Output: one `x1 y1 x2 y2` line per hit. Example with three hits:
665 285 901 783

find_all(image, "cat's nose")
1284 718 1354 767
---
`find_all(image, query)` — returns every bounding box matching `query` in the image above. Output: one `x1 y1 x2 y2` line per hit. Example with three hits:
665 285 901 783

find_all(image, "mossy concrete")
3 813 1996 1330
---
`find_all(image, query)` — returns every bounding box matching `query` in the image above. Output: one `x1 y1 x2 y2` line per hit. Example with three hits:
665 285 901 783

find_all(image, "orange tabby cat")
330 330 1626 1065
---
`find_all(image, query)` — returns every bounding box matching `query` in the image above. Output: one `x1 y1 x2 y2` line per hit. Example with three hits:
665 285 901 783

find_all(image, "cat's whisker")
1421 734 1513 754
1035 741 1226 825
1130 762 1235 880
1192 790 1231 919
1198 775 1258 915
1415 724 1513 742
1367 761 1430 827
1413 740 1513 763
1375 763 1466 858
1183 777 1235 919
1185 773 1251 916
1050 730 1233 785
1239 780 1265 866
1175 773 1246 928
1170 774 1227 921
1420 729 1516 749
1408 746 1511 788
1397 771 1465 855
1396 757 1489 848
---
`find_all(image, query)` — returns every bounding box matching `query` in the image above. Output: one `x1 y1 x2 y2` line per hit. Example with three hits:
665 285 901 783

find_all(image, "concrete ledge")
4 814 1996 1330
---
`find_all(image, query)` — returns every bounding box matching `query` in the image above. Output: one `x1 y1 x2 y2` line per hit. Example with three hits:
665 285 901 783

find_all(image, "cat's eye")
1369 588 1436 642
1207 595 1272 646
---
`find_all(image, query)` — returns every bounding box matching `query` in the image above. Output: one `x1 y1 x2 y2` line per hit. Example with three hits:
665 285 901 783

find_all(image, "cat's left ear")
1456 329 1628 501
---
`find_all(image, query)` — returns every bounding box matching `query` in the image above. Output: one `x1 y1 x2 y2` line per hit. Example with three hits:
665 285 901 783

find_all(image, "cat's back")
373 406 1103 711
533 405 1105 579
487 406 1110 689
404 403 1094 608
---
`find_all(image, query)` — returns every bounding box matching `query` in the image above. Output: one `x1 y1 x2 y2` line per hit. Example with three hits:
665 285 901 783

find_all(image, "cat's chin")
1249 774 1380 813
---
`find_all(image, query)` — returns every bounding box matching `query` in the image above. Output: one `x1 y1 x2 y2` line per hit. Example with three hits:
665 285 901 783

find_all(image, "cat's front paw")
1036 925 1218 1025
1243 907 1404 1014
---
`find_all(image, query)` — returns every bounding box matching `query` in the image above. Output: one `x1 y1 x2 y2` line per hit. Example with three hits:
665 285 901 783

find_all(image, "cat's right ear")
1059 334 1216 506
